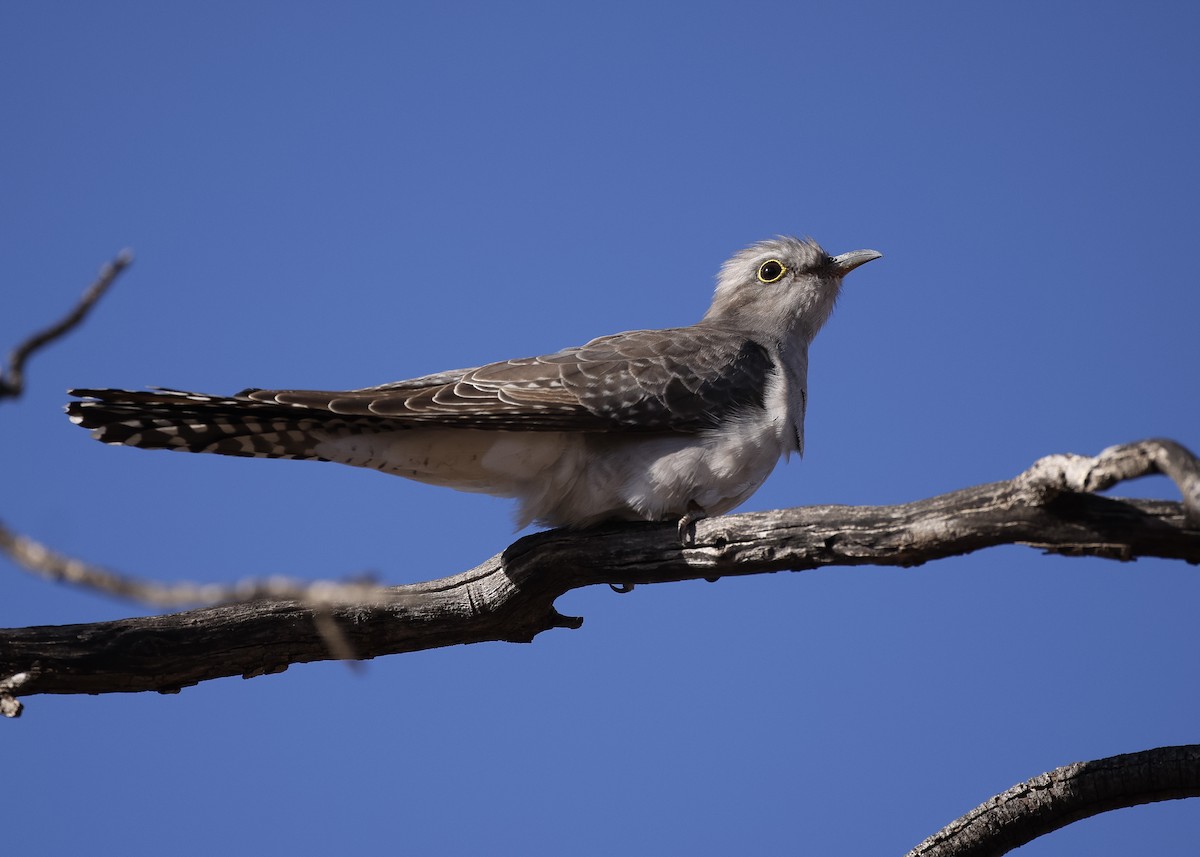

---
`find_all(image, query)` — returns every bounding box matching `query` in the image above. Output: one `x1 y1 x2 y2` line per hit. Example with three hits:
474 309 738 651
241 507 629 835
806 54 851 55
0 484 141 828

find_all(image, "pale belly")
313 421 790 529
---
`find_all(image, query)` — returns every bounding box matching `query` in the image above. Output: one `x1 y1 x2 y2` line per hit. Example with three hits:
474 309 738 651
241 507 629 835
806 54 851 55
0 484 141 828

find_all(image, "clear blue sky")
3 3 1198 854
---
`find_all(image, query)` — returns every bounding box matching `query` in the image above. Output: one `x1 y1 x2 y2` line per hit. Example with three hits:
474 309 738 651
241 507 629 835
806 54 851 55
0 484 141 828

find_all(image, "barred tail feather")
66 388 393 461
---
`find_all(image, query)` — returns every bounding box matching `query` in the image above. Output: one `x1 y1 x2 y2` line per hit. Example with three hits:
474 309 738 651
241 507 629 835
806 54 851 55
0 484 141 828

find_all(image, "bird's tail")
67 388 392 461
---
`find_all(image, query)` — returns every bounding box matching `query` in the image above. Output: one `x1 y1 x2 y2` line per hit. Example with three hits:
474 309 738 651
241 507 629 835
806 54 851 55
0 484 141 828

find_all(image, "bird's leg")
611 502 708 593
677 501 707 546
680 502 721 580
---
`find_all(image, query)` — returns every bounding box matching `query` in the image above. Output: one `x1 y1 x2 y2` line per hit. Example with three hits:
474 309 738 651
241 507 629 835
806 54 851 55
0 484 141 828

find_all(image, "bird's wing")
246 326 775 432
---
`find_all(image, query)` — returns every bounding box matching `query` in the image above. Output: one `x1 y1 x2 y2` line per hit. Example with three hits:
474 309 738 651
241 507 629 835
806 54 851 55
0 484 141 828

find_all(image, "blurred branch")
1 438 1197 715
0 251 132 401
906 744 1200 857
0 520 406 706
0 520 394 609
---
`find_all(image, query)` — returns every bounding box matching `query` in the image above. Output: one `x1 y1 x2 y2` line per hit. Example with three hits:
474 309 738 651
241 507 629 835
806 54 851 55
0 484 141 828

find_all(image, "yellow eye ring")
757 259 787 283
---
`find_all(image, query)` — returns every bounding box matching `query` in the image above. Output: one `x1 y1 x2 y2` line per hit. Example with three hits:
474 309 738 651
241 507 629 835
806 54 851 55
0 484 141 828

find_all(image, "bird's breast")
768 344 808 456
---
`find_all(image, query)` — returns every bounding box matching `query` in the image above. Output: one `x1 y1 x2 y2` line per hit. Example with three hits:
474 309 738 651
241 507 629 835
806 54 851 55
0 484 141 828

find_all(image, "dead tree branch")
1 437 1197 714
0 521 403 689
906 744 1200 857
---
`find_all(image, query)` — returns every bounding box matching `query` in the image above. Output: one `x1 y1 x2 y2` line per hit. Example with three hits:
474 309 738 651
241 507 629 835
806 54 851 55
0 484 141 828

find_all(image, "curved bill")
830 249 883 275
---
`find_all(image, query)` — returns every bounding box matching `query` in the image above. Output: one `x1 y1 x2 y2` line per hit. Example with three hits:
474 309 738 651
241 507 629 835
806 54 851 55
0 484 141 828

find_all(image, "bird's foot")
677 502 707 546
610 503 708 592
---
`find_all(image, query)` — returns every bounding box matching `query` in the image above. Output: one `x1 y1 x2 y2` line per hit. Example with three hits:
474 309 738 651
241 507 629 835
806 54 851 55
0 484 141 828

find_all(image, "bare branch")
0 520 404 679
0 250 133 401
1017 438 1200 524
1 438 1196 711
0 520 399 608
906 744 1200 857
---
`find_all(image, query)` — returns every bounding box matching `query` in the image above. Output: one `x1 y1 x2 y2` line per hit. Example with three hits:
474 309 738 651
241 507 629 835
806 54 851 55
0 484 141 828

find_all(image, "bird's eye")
757 259 787 283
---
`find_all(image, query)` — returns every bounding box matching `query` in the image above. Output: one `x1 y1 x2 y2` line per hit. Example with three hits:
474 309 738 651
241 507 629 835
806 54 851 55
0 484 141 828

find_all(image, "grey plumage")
68 236 881 529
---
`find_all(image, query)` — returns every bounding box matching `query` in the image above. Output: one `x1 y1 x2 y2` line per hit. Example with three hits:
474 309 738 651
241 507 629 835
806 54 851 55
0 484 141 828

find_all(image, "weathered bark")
2 439 1197 706
906 744 1200 857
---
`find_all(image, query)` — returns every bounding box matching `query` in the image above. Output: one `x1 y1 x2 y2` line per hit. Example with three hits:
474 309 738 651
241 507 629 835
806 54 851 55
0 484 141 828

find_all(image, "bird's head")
703 236 881 345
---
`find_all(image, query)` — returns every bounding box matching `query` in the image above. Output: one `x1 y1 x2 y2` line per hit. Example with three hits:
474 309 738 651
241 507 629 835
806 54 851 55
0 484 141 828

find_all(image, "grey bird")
68 237 881 534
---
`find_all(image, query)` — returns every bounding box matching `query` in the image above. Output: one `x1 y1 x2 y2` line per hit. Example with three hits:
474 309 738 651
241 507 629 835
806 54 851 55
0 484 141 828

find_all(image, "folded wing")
244 326 775 433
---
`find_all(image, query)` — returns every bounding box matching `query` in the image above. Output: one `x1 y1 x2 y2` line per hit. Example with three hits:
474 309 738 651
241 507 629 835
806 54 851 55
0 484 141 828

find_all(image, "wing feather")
244 326 774 433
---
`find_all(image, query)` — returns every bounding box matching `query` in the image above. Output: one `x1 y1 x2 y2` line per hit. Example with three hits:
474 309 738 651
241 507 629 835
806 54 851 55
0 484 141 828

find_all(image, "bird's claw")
677 502 706 546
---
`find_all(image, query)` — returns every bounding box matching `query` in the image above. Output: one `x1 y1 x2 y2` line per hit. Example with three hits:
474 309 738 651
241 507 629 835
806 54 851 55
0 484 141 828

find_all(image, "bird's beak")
830 249 883 275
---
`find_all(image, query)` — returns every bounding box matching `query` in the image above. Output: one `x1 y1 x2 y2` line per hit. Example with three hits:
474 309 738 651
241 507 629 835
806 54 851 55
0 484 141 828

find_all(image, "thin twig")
0 519 394 607
0 249 133 400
